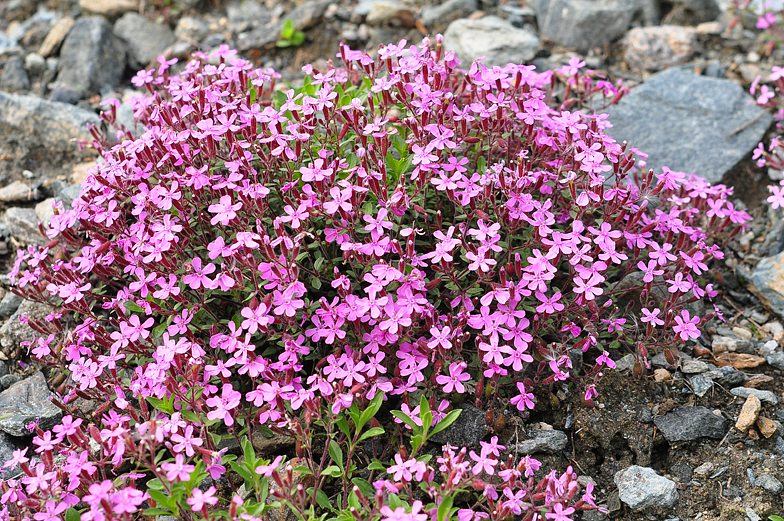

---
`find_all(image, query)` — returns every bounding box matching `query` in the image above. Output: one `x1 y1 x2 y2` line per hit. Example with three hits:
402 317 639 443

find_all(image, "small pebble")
747 467 755 487
736 394 761 433
694 462 714 476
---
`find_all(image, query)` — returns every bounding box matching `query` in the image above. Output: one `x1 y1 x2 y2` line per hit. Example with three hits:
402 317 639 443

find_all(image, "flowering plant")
0 37 745 521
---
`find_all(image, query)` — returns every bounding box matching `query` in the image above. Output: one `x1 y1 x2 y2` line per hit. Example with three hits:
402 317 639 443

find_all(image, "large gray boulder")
0 373 62 437
535 0 656 52
604 68 771 184
443 16 540 68
0 91 98 177
114 12 175 70
50 16 127 102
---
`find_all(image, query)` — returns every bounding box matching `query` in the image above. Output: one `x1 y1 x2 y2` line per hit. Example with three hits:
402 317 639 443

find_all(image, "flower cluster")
1 36 744 520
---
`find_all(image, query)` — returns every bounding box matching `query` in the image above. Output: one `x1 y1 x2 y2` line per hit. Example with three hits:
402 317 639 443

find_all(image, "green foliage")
277 19 306 47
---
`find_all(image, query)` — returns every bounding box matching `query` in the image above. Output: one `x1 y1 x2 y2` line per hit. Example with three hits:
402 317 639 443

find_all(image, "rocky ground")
0 0 784 519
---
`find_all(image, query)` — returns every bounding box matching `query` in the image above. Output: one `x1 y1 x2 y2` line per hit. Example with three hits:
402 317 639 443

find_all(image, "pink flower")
673 310 700 341
187 486 218 511
206 383 242 426
436 362 471 393
510 382 535 411
161 454 195 482
208 194 242 226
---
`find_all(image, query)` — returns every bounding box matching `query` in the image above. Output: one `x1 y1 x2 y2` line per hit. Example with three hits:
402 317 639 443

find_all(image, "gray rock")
516 430 568 454
0 360 7 380
113 13 175 70
0 431 20 473
704 61 725 78
0 372 62 437
614 353 636 372
443 16 539 68
421 0 477 33
666 0 720 24
51 16 126 102
363 0 411 25
730 387 779 405
49 180 83 210
1 208 46 246
237 0 330 50
653 406 726 442
604 68 771 184
0 180 40 203
748 253 784 318
682 360 710 374
25 52 46 73
622 25 698 71
704 366 746 387
0 374 19 390
712 335 754 354
1 57 30 92
535 0 653 52
227 0 270 32
767 352 784 370
429 404 487 447
0 300 52 354
0 33 17 55
175 16 210 42
0 292 23 319
615 465 678 511
0 90 98 177
690 374 713 398
755 474 784 495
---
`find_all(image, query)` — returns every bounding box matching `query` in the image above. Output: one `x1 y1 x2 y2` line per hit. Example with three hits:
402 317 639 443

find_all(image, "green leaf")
358 426 385 442
419 395 433 435
437 495 453 521
310 276 322 290
314 488 332 510
358 392 383 431
64 508 82 521
292 31 305 46
430 410 461 437
321 465 343 477
328 440 344 472
144 507 175 516
336 415 351 438
230 460 256 485
391 410 419 431
368 460 386 470
352 477 374 498
276 39 293 48
769 517 784 521
123 301 144 313
281 19 295 39
242 436 256 469
146 396 174 415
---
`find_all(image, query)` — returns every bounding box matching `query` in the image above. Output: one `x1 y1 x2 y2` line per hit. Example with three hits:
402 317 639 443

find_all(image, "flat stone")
622 25 697 71
1 56 30 92
535 0 654 52
694 462 714 476
0 180 40 203
0 372 62 437
1 208 46 246
654 368 672 381
704 366 747 387
51 16 126 102
420 0 477 33
731 387 779 405
767 352 784 370
736 394 761 432
365 0 413 26
516 430 568 454
615 353 636 372
653 406 726 442
429 404 487 447
79 0 138 18
604 68 771 185
682 360 710 374
666 0 720 24
443 16 539 68
690 374 713 398
615 465 678 511
35 198 56 229
39 17 74 57
712 336 753 354
113 12 175 69
715 352 766 369
756 474 784 494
